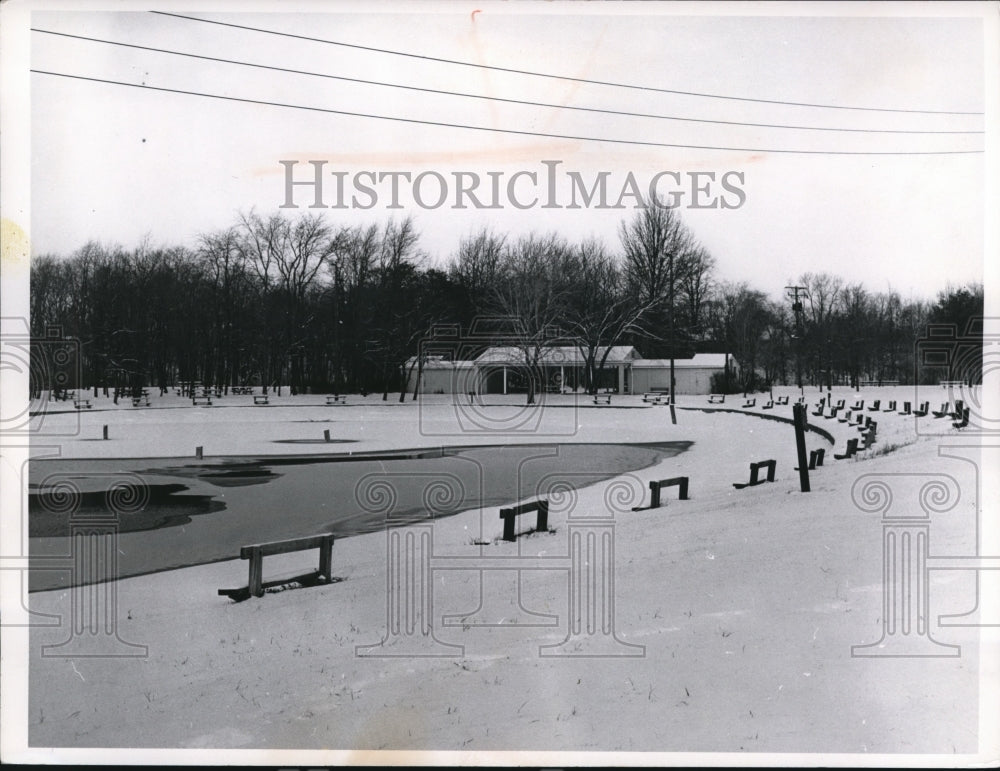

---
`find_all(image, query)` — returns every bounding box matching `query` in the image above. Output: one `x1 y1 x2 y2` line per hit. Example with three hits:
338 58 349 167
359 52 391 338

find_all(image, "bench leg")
649 482 661 509
501 514 516 542
248 547 264 597
319 535 334 579
535 501 549 533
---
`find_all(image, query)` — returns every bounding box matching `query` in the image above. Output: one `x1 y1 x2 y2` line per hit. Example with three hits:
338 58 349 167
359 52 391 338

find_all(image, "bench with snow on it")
634 476 690 510
707 394 726 404
953 406 971 429
898 401 911 415
823 405 842 419
131 395 150 407
882 400 897 412
73 398 92 409
811 403 825 417
948 400 965 419
231 386 253 395
192 395 212 406
857 416 875 432
733 459 776 489
867 400 881 411
253 395 270 406
642 392 668 404
931 402 953 419
592 394 611 405
325 394 346 405
776 396 789 405
838 409 853 423
761 399 775 410
500 499 550 542
851 399 864 411
795 448 826 471
834 437 859 460
218 534 336 602
912 401 930 417
742 397 756 409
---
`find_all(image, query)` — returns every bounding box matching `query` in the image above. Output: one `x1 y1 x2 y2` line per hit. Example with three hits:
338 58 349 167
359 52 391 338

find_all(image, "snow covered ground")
21 386 998 761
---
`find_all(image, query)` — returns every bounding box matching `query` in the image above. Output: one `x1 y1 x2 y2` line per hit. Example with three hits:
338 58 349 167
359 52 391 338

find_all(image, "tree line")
29 206 983 399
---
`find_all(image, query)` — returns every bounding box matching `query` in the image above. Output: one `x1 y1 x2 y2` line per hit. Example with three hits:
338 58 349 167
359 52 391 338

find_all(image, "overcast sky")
26 1 990 301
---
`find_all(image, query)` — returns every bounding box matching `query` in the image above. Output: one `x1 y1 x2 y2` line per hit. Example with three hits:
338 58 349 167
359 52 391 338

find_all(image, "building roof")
474 345 642 366
633 353 731 369
405 355 477 369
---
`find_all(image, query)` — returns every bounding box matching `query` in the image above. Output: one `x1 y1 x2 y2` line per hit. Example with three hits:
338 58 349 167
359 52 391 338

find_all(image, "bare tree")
620 202 695 400
564 239 653 393
490 233 574 405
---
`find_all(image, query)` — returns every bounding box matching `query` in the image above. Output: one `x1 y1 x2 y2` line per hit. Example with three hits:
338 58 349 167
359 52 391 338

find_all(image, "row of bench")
222 401 932 603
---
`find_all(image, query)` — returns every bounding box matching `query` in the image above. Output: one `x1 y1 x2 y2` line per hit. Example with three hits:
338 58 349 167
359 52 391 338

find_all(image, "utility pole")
786 285 808 395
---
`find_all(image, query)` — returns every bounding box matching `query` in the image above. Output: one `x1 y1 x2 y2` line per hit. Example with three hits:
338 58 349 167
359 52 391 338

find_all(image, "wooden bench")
898 401 911 415
642 392 666 403
592 394 611 405
761 399 774 410
325 394 346 405
948 400 965 419
776 396 789 405
795 448 826 471
851 399 864 411
838 409 852 423
913 401 930 417
882 400 897 412
647 476 689 508
931 402 952 418
952 406 970 429
708 394 725 404
131 395 150 407
232 386 253 395
733 459 776 489
218 534 335 602
867 400 881 412
811 403 825 417
834 399 845 410
500 499 549 542
834 437 859 460
742 398 756 409
192 395 212 406
73 398 92 409
253 395 270 406
824 405 841 419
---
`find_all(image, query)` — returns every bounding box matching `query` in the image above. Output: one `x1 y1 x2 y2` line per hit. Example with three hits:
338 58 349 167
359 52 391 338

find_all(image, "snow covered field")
22 386 996 760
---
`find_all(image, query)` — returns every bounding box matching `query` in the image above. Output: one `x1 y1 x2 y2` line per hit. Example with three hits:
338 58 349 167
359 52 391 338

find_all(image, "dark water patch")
29 483 227 537
28 441 692 592
137 461 283 488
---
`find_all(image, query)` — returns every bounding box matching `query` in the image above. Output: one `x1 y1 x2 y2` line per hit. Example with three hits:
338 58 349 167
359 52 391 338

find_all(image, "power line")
30 69 985 156
149 10 984 117
31 28 984 137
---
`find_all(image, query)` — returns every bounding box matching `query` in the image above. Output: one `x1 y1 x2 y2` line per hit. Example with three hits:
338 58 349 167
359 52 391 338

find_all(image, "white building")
407 348 733 396
631 353 733 395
